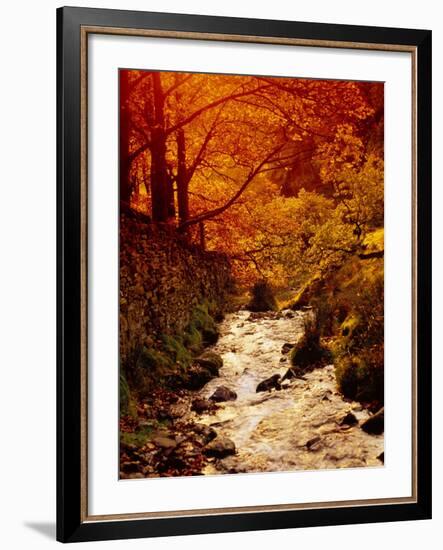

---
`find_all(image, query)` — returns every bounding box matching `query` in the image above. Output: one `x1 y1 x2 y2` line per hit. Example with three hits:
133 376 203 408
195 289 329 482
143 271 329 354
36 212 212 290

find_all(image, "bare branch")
179 142 286 229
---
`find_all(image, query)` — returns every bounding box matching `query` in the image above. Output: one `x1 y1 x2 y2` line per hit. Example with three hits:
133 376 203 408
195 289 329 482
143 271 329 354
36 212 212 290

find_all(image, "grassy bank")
287 229 384 406
120 299 222 417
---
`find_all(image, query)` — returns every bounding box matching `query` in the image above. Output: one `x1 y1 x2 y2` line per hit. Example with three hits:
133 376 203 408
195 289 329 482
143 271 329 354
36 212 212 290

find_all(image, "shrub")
246 280 277 312
334 348 384 403
290 314 330 369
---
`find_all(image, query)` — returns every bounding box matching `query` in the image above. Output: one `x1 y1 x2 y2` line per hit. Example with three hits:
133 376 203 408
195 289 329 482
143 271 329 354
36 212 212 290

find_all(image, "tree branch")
179 143 285 229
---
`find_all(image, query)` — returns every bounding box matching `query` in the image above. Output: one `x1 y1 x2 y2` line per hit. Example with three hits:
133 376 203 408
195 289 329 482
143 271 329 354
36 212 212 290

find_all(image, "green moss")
161 334 193 369
120 372 137 417
334 351 383 403
183 326 203 353
124 299 222 397
186 301 219 345
120 424 154 448
340 314 360 338
136 346 174 375
194 351 223 375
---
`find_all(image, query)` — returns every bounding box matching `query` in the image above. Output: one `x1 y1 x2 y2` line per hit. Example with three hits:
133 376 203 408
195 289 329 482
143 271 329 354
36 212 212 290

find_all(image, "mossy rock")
334 352 384 403
194 351 223 375
186 302 220 346
201 327 219 345
183 364 217 390
290 337 328 369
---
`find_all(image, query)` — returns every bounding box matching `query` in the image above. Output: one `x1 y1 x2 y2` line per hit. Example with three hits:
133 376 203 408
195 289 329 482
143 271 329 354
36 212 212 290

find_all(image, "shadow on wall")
24 522 56 540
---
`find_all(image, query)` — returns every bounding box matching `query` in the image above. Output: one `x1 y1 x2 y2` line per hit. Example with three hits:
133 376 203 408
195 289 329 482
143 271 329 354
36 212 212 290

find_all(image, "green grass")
122 299 222 404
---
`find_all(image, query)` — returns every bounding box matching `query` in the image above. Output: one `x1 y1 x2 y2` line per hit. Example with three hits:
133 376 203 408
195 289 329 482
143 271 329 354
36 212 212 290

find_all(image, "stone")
339 412 359 426
281 343 294 354
306 436 321 450
281 367 300 382
191 398 213 414
377 452 384 463
361 407 384 435
194 352 224 375
256 374 281 393
202 328 219 345
185 365 216 390
152 436 177 449
119 212 233 369
193 424 217 444
203 437 236 458
209 386 237 402
169 403 188 418
121 461 141 473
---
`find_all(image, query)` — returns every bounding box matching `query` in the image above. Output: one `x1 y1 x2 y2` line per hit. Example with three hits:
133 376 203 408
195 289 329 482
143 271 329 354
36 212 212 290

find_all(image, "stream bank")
120 309 384 479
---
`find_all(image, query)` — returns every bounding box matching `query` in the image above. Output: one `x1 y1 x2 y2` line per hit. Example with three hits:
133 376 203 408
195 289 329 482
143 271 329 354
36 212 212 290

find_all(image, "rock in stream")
187 310 384 475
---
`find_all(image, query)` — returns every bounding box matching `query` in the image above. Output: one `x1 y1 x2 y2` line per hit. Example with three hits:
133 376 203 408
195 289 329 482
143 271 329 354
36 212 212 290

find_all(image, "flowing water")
191 310 384 475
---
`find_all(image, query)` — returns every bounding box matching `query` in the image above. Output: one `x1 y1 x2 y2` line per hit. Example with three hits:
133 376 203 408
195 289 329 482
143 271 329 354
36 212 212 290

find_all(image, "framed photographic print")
57 6 432 543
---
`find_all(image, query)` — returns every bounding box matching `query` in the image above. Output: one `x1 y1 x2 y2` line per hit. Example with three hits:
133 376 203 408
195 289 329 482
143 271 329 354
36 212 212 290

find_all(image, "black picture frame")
57 6 432 543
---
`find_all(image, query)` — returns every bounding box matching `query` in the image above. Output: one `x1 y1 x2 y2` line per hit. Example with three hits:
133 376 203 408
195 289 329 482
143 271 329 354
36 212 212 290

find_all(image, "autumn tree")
120 70 383 285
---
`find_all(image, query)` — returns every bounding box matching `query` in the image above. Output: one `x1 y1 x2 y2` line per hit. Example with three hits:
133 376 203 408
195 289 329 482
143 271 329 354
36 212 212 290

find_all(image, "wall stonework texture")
119 213 233 366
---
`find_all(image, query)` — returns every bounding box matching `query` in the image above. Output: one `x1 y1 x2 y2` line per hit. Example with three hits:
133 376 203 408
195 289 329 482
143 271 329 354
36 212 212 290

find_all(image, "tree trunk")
199 221 206 250
150 73 170 223
119 71 132 204
176 129 189 227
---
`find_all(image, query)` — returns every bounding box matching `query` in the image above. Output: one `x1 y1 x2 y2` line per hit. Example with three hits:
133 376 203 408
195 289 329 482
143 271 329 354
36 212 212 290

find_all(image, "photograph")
0 0 435 546
118 69 385 479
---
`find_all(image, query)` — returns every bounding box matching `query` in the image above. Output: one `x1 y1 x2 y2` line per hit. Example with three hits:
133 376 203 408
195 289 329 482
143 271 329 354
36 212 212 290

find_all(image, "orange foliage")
120 70 383 287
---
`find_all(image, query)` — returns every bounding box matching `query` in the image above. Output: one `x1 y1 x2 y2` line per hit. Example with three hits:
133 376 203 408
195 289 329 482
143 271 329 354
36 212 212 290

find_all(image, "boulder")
193 424 217 444
203 436 236 458
168 403 188 418
209 385 237 402
281 343 294 354
194 351 223 376
184 364 215 390
256 374 281 393
281 367 301 382
191 398 213 414
361 407 384 435
339 412 359 426
201 327 219 346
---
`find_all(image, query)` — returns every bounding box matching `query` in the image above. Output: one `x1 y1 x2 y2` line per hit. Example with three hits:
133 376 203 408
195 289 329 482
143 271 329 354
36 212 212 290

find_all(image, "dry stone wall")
119 212 233 366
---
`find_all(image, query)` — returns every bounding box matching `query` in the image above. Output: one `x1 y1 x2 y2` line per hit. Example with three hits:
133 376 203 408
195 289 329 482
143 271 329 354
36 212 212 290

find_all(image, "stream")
190 309 384 475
